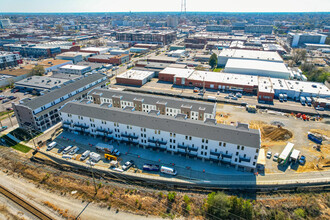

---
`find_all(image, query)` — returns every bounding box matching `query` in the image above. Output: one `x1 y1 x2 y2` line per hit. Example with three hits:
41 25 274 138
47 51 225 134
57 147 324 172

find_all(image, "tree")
31 65 45 76
325 37 330 45
206 192 230 219
209 53 218 69
292 49 307 65
55 24 64 32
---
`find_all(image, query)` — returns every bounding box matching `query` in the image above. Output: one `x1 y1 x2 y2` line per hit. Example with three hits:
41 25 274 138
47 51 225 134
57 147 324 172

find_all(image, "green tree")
31 65 45 76
205 192 230 219
292 49 307 65
242 200 253 220
325 37 330 45
209 53 218 69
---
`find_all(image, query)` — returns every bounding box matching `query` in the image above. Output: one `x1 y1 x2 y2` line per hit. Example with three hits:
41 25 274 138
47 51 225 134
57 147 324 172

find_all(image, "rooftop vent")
236 122 249 131
175 113 187 120
204 118 217 125
123 106 135 112
148 109 160 116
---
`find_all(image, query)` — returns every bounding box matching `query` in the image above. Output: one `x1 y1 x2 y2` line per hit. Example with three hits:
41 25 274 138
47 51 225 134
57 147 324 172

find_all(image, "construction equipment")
105 154 117 161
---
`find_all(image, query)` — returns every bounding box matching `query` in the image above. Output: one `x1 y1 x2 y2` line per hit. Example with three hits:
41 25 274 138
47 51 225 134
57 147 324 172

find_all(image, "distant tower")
181 0 186 14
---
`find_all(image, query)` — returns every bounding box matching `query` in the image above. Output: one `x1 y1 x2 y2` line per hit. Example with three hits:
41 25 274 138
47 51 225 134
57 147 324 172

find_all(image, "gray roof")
60 101 260 148
21 73 107 110
15 76 69 90
90 88 216 114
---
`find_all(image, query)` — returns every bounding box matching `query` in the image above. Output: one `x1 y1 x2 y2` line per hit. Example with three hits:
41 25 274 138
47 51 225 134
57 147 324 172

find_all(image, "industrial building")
0 51 22 70
116 70 154 86
0 19 11 29
88 54 130 65
218 49 284 66
14 76 69 93
287 33 327 48
109 49 129 55
34 59 73 73
206 25 233 32
244 25 273 35
60 101 260 172
3 44 61 58
80 47 109 55
130 47 149 53
13 73 108 131
56 52 83 64
87 88 216 120
158 67 330 101
115 30 177 45
58 64 92 75
223 59 291 79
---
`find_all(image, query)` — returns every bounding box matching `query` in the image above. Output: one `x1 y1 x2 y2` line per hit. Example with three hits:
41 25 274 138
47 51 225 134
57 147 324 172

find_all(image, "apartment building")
87 88 216 121
3 44 61 58
115 30 177 45
60 101 261 172
13 73 108 131
0 51 22 70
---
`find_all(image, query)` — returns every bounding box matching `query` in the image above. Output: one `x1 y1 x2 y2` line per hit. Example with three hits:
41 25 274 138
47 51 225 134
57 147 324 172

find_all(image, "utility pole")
7 111 13 127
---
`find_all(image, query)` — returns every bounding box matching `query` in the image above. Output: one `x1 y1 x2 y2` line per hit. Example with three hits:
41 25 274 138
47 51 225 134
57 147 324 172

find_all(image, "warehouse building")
223 59 291 79
80 47 109 55
218 49 284 67
13 73 108 131
56 52 83 64
14 76 69 93
244 25 273 35
88 54 130 65
116 70 154 86
58 64 92 75
60 101 260 172
88 88 216 120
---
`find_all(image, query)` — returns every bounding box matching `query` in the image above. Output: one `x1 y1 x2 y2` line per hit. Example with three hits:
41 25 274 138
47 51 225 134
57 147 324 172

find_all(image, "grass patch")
0 110 13 117
12 143 32 153
213 68 223 72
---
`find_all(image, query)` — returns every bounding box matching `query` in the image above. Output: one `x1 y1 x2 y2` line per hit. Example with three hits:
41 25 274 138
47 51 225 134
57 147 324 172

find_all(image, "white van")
46 141 57 151
160 166 177 176
80 150 90 161
63 145 73 154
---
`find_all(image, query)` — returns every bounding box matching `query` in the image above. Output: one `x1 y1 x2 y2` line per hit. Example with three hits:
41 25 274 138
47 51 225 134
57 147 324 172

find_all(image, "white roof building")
218 48 283 66
224 59 291 79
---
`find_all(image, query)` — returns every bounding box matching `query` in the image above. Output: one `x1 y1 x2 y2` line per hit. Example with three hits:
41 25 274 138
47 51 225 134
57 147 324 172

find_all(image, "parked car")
224 96 230 99
57 146 66 153
112 149 121 156
236 93 242 98
299 155 306 165
62 145 73 154
80 150 90 161
122 160 134 171
0 126 8 132
6 107 13 111
2 99 9 104
273 153 279 162
69 146 79 155
316 107 325 111
231 97 238 100
143 164 160 171
266 151 272 159
8 96 16 100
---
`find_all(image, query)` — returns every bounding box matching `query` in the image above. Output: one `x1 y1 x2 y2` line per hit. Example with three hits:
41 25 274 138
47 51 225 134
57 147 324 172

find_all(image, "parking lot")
0 89 33 112
48 131 255 182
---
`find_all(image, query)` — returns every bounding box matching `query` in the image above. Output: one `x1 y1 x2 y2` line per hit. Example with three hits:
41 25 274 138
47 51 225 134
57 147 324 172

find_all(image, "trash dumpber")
203 169 205 173
138 155 140 158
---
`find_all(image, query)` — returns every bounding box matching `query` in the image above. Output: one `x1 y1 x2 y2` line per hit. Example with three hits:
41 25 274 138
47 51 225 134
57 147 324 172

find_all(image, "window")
256 149 259 153
244 154 246 158
219 142 222 146
202 139 204 143
237 145 240 150
173 140 176 143
223 143 226 147
242 146 244 150
236 152 239 156
205 146 208 150
173 134 176 137
235 158 237 162
170 133 172 137
158 130 160 134
206 140 208 144
155 130 157 134
189 137 192 140
253 162 256 166
201 145 204 149
170 139 172 143
201 151 203 155
185 136 188 140
254 156 257 160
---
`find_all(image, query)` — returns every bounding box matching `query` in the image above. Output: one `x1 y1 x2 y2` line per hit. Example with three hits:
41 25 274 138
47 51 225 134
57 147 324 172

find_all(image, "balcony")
147 138 167 145
63 121 71 125
74 123 89 129
210 151 221 157
121 133 139 139
239 156 251 163
222 152 233 159
188 146 198 152
187 151 198 157
178 148 186 154
96 128 113 134
177 143 188 150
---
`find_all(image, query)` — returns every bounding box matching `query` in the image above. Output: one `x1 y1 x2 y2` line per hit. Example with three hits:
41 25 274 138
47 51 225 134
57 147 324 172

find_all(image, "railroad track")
0 185 53 220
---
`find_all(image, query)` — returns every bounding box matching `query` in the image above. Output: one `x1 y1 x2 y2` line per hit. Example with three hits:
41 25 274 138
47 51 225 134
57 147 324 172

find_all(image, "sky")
0 0 329 13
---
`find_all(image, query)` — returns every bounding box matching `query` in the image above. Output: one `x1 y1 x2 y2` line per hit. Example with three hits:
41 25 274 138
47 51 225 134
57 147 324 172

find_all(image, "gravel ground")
0 172 163 220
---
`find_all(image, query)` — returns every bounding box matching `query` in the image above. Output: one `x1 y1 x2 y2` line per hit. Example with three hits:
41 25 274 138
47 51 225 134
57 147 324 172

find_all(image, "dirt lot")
215 104 330 173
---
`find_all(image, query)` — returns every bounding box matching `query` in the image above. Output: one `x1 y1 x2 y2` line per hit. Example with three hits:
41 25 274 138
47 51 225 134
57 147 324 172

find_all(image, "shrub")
294 208 306 219
167 192 176 202
183 195 190 205
205 192 230 219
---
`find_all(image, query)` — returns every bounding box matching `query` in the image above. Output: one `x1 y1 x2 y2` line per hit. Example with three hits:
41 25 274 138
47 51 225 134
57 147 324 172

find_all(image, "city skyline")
0 0 330 13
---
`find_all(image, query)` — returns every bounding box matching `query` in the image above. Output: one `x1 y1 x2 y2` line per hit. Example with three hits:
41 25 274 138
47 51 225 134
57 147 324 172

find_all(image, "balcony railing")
148 138 167 145
74 123 89 129
222 152 233 159
121 133 139 139
210 151 221 157
177 143 188 150
239 156 251 163
63 121 71 125
188 146 198 152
